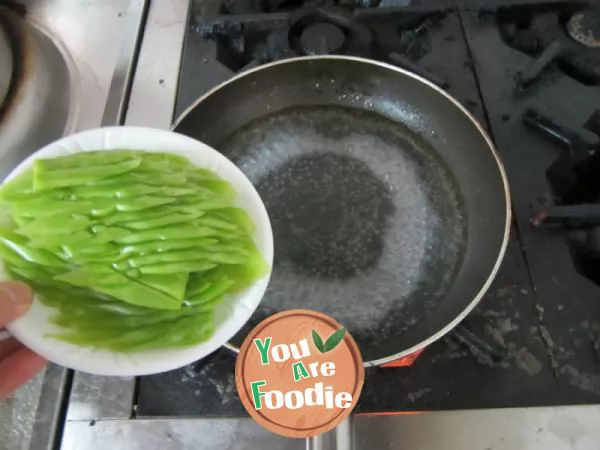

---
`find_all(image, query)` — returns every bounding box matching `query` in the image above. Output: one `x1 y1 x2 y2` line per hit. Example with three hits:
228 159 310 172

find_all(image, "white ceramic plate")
3 126 273 376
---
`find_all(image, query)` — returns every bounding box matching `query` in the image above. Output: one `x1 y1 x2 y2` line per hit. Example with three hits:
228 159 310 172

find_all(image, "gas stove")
137 0 600 417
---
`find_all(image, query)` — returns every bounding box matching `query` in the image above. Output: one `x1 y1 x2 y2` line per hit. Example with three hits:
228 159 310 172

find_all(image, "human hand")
0 282 46 398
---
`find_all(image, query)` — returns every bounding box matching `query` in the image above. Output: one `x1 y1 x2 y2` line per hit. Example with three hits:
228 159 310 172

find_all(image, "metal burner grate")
498 4 600 87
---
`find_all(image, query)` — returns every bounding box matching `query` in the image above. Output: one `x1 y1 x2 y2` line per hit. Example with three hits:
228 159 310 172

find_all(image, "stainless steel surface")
66 374 135 421
0 371 44 450
59 406 600 450
306 435 325 450
0 6 77 180
101 0 149 126
0 19 12 107
63 0 193 426
354 406 600 450
0 1 149 449
25 0 135 131
335 418 352 450
126 0 190 128
60 2 153 425
61 418 305 450
306 418 352 450
28 365 70 450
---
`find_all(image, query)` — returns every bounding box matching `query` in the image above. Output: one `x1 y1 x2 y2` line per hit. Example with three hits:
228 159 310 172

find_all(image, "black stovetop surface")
137 0 600 416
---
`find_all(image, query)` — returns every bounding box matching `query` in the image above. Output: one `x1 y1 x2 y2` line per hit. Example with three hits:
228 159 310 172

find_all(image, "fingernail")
0 282 33 325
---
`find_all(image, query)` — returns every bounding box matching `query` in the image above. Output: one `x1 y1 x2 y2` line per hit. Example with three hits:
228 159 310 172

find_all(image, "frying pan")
173 56 510 366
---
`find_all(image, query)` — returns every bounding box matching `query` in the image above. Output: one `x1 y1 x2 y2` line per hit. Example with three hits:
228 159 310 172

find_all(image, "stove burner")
288 7 372 57
524 107 600 205
196 5 440 73
525 107 600 286
530 10 600 85
567 11 600 49
299 22 345 55
498 8 600 86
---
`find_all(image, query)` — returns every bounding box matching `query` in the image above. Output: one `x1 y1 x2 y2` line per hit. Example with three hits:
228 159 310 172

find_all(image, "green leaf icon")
323 327 347 353
312 327 347 353
312 330 325 353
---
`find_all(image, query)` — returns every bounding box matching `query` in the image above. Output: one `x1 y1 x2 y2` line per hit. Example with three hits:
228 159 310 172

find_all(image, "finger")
0 282 33 328
0 337 21 359
0 346 46 398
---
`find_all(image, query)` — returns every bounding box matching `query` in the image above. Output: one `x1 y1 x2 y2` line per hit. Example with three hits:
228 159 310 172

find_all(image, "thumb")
0 282 33 328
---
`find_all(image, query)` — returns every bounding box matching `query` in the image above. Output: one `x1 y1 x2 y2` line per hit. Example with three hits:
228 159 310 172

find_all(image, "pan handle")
335 417 353 450
306 417 353 450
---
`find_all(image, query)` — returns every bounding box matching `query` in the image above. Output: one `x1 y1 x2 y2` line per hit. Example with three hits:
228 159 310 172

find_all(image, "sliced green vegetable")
119 237 218 255
55 267 183 310
35 150 139 170
118 210 205 230
16 214 94 236
0 149 269 352
114 223 218 244
138 261 216 275
0 229 67 268
34 159 141 190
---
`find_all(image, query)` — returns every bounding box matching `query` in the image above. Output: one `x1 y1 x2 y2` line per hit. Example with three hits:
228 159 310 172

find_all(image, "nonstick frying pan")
173 56 510 366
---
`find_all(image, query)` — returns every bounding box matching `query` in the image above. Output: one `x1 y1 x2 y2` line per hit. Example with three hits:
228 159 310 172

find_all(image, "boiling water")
222 106 467 347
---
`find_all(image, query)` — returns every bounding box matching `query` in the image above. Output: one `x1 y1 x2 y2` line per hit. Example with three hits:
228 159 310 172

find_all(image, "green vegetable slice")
35 150 139 170
114 223 218 244
0 229 67 268
16 215 94 236
119 237 217 255
138 261 216 275
0 149 270 352
55 267 183 310
34 159 141 190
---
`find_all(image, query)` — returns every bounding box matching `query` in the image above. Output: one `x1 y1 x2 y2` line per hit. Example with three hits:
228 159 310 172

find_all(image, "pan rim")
172 55 512 367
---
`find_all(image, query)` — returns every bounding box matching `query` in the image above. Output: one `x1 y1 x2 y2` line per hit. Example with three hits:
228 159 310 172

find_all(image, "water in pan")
222 106 467 349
